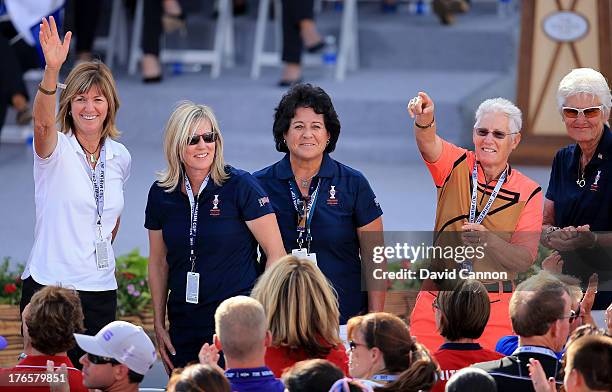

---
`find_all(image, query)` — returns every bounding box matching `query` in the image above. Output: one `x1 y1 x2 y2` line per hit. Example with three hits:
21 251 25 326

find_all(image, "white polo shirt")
23 131 131 291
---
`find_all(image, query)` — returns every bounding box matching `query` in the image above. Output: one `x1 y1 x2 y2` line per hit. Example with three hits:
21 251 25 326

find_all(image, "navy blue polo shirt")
253 154 383 324
145 166 274 327
546 125 612 230
225 367 285 392
546 125 612 307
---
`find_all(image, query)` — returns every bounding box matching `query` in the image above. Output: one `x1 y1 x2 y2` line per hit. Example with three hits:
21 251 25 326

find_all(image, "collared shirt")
145 166 274 327
253 154 383 323
546 125 612 230
432 342 504 392
545 125 612 305
423 138 543 276
24 131 131 291
224 367 285 392
0 354 88 391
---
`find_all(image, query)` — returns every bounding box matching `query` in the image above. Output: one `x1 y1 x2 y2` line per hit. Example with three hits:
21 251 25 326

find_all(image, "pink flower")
127 284 135 294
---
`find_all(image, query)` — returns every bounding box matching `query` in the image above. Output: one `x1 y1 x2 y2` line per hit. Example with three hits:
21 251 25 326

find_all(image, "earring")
326 139 330 145
283 139 287 144
68 111 72 116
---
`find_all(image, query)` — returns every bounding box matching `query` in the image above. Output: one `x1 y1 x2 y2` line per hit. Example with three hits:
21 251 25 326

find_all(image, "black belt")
483 280 514 293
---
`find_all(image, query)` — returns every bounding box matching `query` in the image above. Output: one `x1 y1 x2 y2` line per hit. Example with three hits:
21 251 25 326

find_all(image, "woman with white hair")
541 67 612 313
405 92 543 351
145 102 285 372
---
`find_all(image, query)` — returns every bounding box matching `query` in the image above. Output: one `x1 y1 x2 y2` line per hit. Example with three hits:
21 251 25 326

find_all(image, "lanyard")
288 178 321 250
224 369 274 379
469 162 507 224
371 374 398 382
81 143 106 238
185 174 210 272
512 346 558 360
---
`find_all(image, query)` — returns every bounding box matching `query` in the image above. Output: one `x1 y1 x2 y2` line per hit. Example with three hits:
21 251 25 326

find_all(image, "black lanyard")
185 174 209 272
288 178 321 251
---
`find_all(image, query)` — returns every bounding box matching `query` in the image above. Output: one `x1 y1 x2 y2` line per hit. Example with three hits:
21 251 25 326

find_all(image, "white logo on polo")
594 170 601 185
212 195 219 209
329 185 336 199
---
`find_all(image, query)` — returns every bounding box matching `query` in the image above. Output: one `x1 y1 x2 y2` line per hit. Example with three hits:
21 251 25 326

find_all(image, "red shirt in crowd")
431 342 503 392
0 354 88 392
265 344 349 377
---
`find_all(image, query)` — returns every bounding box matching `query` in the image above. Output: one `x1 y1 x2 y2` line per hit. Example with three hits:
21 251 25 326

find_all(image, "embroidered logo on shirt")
327 185 338 205
210 195 221 216
590 170 601 192
258 196 270 207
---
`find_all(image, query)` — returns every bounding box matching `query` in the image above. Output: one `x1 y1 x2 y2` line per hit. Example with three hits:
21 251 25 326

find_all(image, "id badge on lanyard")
83 143 111 271
289 179 320 265
184 174 209 304
462 162 506 272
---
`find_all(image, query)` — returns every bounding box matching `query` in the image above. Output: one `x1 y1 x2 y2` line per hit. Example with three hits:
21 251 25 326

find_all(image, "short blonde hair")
57 61 120 139
251 255 342 357
157 101 229 191
214 296 267 360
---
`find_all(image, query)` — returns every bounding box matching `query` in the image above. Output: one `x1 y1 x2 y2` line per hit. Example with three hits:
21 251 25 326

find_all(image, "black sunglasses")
87 353 120 365
188 132 217 145
348 340 368 351
474 127 519 140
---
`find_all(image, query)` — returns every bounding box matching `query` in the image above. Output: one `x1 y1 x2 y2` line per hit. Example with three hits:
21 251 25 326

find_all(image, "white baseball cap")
74 321 156 375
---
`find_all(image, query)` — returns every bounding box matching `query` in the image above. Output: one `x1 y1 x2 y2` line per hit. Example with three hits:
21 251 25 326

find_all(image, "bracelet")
415 116 435 129
37 83 57 95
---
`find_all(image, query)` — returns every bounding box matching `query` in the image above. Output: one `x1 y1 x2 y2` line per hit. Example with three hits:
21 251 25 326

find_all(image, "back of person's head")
375 342 438 392
347 312 413 373
510 271 570 337
436 279 490 341
167 364 231 392
25 286 84 355
445 368 497 392
564 335 612 392
214 296 267 361
251 255 341 357
282 359 344 392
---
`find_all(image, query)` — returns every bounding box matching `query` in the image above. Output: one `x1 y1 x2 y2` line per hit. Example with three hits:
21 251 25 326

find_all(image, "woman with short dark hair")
430 280 503 392
253 83 385 331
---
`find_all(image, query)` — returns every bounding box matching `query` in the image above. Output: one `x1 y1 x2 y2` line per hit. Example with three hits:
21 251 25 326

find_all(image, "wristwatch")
544 226 560 243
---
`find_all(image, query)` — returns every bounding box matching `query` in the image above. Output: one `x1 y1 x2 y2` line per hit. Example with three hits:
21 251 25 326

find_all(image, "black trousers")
20 276 117 369
71 0 103 53
142 0 163 56
281 0 314 64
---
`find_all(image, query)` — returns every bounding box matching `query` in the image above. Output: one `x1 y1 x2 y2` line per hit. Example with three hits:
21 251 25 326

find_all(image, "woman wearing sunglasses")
406 92 543 351
542 68 612 315
345 312 438 391
145 101 285 372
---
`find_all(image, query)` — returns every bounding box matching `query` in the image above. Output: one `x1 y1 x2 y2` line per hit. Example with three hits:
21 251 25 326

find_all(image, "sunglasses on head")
188 132 217 145
474 127 519 139
87 353 120 365
562 105 603 119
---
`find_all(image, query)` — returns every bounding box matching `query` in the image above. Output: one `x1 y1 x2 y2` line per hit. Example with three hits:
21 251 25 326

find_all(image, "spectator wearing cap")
471 272 572 391
199 296 285 392
74 320 156 392
0 286 87 392
431 280 503 392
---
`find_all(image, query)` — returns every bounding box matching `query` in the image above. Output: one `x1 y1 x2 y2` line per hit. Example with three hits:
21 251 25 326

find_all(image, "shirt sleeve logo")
258 196 270 207
210 195 221 216
327 185 338 206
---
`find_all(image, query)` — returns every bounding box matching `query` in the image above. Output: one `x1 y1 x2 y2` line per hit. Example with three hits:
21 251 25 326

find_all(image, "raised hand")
39 16 72 71
407 91 435 119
